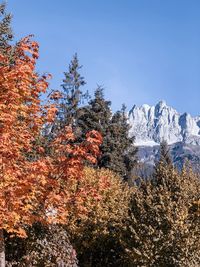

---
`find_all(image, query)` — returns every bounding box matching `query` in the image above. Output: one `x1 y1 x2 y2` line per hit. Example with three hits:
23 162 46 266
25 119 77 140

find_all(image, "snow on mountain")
128 100 200 146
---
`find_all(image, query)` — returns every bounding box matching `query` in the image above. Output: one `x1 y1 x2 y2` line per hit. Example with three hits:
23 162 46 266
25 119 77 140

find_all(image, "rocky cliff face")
128 100 200 146
128 101 200 169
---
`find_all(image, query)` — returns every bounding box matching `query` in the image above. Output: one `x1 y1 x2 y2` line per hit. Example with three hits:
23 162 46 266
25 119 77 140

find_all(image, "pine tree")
77 89 137 177
77 86 111 134
159 140 172 166
119 104 138 178
0 3 13 54
154 140 173 186
124 164 200 267
48 53 88 142
109 104 137 179
77 86 112 168
59 53 87 128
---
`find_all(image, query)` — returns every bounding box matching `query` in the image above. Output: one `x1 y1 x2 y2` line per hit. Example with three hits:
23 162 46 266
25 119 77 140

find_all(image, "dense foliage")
68 167 131 266
122 146 200 267
0 17 102 266
77 88 137 179
0 3 12 54
1 3 200 267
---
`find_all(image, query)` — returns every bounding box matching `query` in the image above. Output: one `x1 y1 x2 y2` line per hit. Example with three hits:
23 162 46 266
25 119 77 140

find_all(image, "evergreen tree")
159 140 172 166
77 86 113 168
48 53 89 142
77 88 137 178
154 140 173 186
120 104 138 177
109 104 137 179
0 3 13 54
52 53 87 133
77 86 111 135
124 164 200 267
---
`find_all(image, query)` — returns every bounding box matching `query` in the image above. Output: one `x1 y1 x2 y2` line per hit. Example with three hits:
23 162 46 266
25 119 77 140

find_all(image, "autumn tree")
122 165 200 266
67 167 131 267
0 36 102 267
0 36 52 266
122 142 200 266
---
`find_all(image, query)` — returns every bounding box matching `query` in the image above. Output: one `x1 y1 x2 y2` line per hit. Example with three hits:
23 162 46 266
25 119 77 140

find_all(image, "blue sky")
7 0 200 115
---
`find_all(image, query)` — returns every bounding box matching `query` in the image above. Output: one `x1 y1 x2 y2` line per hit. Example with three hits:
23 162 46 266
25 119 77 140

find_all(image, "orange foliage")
43 127 102 224
0 36 102 237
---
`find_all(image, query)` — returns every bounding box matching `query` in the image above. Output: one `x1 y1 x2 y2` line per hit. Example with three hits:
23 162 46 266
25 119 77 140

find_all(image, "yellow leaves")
65 167 131 256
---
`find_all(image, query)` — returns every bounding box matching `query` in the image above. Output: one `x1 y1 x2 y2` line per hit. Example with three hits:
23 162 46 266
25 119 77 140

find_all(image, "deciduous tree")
0 36 102 266
68 167 131 267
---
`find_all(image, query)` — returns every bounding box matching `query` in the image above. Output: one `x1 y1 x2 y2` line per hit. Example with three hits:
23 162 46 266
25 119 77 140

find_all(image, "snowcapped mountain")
128 100 200 146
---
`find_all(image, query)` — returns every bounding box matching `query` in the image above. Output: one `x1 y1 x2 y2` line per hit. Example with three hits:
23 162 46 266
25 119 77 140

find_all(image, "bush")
6 224 78 267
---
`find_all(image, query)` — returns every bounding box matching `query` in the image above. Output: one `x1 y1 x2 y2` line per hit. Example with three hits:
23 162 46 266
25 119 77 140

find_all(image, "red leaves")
49 90 63 100
51 127 102 181
0 36 54 236
46 104 57 123
0 35 102 236
85 130 102 162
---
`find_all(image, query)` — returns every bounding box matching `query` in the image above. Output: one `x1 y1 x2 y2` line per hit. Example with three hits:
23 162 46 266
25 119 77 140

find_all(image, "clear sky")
7 0 200 115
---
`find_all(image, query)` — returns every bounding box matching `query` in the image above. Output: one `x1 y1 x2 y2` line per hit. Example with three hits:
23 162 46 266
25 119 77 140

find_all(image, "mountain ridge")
128 100 200 146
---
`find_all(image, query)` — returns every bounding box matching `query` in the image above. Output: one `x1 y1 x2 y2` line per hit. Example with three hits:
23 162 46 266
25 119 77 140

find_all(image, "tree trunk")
0 229 5 267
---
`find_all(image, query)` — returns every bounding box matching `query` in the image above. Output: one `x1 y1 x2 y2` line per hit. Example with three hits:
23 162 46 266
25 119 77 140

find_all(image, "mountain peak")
131 100 169 112
141 103 150 110
128 101 200 146
157 100 167 108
